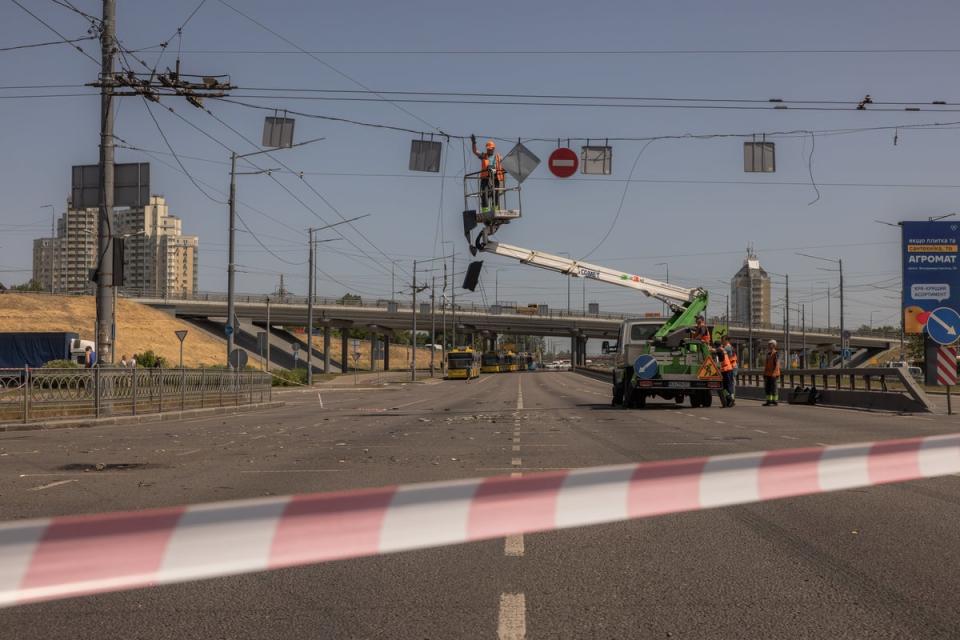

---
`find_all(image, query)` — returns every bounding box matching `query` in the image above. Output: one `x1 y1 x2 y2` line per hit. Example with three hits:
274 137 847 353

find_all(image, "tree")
11 279 45 292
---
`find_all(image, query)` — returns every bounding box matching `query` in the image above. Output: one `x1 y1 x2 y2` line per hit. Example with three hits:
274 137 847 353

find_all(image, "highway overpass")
134 293 897 367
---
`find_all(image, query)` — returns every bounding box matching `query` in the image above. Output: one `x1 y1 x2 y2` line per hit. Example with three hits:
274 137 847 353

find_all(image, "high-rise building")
32 194 198 296
31 207 98 294
113 195 198 296
730 247 771 328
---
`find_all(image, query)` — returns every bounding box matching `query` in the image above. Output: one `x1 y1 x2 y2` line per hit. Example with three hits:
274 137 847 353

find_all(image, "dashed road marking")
504 534 525 556
512 445 521 452
28 479 78 491
498 593 526 640
512 458 522 466
754 429 768 434
175 448 203 456
781 435 800 440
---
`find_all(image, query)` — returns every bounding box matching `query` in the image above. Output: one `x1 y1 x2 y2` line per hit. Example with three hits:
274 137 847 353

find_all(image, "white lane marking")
781 435 800 440
512 445 521 452
175 448 203 457
512 458 522 466
715 421 726 425
28 479 78 492
516 379 524 410
815 442 829 447
754 429 768 434
504 534 525 556
510 472 522 478
512 436 520 443
699 417 711 421
498 593 526 640
239 469 339 473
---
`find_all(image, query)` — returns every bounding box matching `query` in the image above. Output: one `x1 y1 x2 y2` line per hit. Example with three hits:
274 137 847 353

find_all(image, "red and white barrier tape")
2 433 958 608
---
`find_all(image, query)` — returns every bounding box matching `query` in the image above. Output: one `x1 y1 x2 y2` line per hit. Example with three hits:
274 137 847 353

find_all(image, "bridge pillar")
370 332 378 371
571 335 577 369
383 335 390 371
341 331 349 373
323 326 331 373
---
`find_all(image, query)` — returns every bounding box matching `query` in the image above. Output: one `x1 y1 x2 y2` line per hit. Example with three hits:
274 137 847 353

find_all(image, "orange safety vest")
718 349 733 373
727 349 738 368
763 350 781 377
481 153 505 182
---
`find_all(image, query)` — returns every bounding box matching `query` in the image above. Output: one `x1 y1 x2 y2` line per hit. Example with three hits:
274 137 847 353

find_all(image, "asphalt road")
3 371 960 639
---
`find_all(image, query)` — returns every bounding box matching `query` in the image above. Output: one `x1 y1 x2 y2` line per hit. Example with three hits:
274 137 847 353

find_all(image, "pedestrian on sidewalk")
763 339 781 406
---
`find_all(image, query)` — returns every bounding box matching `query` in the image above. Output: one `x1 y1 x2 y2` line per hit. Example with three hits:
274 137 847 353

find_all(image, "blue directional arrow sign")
633 354 658 379
224 324 234 337
926 306 960 345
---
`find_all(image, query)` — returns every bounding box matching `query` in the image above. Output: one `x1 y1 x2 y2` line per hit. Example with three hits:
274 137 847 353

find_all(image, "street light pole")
412 259 417 382
306 227 314 385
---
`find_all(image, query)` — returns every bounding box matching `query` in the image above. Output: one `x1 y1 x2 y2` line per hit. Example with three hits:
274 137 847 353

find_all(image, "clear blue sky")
3 0 960 331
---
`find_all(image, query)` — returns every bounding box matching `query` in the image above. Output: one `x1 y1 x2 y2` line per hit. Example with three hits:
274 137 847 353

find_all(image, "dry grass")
0 293 226 367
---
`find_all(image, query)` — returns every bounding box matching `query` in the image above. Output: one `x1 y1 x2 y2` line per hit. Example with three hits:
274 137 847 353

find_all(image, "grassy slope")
0 293 226 367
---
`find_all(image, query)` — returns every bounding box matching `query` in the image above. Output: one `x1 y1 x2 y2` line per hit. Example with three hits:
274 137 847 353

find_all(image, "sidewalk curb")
0 401 285 433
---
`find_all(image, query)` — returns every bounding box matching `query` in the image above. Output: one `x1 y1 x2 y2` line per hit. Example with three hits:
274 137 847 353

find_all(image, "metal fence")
0 368 272 424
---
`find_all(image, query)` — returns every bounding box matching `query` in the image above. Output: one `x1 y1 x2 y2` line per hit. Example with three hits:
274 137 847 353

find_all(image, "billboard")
902 220 960 334
71 163 150 209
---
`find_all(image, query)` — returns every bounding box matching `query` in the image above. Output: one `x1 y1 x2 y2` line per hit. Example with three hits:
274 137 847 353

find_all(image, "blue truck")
0 332 93 369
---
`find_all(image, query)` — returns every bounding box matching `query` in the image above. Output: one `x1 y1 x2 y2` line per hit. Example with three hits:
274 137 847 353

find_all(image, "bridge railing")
0 367 272 425
736 367 934 412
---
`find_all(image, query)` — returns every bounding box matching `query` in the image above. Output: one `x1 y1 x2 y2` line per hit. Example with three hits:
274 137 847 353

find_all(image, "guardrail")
736 367 935 413
0 368 272 424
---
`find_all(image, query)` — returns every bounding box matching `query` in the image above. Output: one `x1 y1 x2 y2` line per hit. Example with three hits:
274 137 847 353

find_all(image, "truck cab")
607 318 720 408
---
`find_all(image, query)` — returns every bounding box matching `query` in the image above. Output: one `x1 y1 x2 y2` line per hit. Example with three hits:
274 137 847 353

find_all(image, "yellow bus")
481 351 502 374
446 348 481 379
501 351 519 372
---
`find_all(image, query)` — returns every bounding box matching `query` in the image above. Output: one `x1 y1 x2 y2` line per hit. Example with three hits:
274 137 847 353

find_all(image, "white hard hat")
768 339 777 346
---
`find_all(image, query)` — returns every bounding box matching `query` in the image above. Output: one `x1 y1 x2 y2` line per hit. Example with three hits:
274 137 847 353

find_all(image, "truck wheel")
690 394 702 408
612 383 624 406
675 395 684 404
701 391 713 408
636 391 647 408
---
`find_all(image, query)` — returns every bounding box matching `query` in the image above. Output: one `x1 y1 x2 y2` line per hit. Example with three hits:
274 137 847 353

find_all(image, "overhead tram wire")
229 86 960 108
0 35 96 52
215 0 443 134
9 0 99 64
141 98 225 204
201 105 407 278
214 96 960 143
141 96 397 278
132 46 960 56
214 93 960 113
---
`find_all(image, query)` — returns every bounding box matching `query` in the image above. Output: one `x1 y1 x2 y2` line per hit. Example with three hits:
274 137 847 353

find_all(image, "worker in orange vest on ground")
763 339 781 406
714 341 735 407
471 135 505 212
723 335 738 404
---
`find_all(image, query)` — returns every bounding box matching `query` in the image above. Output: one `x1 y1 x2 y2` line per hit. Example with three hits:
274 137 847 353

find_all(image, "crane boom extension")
482 240 703 311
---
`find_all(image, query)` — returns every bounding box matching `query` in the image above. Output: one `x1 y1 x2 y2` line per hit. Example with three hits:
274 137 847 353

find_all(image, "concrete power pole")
97 0 116 365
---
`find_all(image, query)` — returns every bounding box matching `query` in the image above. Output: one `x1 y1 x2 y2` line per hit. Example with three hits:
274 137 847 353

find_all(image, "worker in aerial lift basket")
471 134 505 213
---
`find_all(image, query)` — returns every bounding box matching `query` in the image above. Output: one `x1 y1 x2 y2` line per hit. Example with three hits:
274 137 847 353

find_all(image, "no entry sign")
548 147 578 178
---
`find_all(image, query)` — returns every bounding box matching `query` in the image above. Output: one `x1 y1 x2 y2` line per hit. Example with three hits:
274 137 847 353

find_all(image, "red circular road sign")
548 147 579 178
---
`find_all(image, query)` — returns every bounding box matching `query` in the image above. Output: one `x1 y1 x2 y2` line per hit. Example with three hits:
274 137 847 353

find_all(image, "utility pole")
411 259 417 381
265 297 271 374
839 258 846 368
441 262 447 375
451 250 456 349
801 303 806 368
785 273 790 370
97 0 116 366
748 274 754 369
227 152 237 366
431 275 436 377
306 228 315 385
